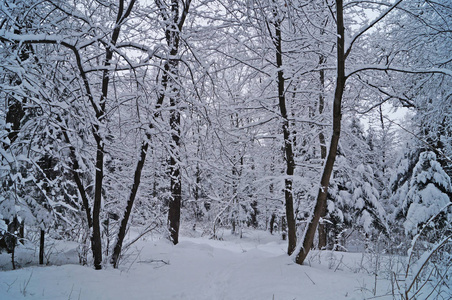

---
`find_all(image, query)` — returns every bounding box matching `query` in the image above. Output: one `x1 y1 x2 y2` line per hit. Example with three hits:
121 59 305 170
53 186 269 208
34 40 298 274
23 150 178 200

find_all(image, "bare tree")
270 2 297 255
155 0 192 245
295 0 406 265
0 0 139 270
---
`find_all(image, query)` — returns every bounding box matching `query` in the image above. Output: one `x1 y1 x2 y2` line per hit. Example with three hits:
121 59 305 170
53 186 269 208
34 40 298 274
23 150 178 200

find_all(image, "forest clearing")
2 228 447 300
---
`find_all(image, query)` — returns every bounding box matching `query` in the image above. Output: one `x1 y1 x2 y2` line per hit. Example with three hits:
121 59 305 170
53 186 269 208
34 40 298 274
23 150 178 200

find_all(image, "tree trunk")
270 213 276 234
111 54 166 267
274 13 297 256
194 161 202 221
91 0 137 270
168 114 182 244
168 54 182 244
158 0 191 245
317 54 328 250
39 229 45 265
295 0 345 265
92 137 104 270
111 142 149 267
60 125 98 267
11 242 15 270
5 99 24 148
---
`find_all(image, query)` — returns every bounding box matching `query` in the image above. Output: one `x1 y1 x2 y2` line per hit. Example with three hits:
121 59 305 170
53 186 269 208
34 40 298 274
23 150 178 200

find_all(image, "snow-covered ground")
0 229 412 299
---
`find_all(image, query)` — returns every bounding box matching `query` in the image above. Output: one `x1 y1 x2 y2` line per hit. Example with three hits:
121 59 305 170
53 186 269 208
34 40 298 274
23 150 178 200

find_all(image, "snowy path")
0 230 392 299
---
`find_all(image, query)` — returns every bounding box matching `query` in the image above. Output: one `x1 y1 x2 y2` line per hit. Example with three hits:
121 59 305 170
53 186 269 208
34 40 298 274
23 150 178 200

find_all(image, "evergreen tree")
394 151 452 236
323 118 388 249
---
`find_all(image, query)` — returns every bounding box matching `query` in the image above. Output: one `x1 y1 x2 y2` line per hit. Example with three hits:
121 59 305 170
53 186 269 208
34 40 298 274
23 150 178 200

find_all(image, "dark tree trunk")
250 201 258 228
11 242 15 270
317 55 328 250
39 229 45 265
168 58 182 244
295 0 345 265
194 161 202 221
157 0 191 245
230 155 240 235
92 138 104 270
168 114 182 244
281 215 287 241
269 214 276 234
60 125 96 267
91 0 137 270
111 141 149 267
273 13 296 255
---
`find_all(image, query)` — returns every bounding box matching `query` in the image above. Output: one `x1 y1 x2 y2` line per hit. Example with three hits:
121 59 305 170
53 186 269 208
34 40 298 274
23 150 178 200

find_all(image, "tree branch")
344 0 403 59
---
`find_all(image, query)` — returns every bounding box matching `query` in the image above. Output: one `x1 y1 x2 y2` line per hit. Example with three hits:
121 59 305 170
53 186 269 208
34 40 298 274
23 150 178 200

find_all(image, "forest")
0 0 451 299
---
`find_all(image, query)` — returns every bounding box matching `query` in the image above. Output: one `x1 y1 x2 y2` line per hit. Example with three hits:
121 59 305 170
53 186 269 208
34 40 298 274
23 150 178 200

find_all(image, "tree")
1 0 144 270
153 0 192 245
295 0 405 264
0 0 53 266
322 118 388 250
295 0 347 264
393 151 452 236
269 0 297 255
223 0 334 255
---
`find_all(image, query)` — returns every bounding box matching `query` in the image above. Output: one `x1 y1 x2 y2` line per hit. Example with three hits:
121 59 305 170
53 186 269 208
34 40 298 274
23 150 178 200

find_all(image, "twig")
334 255 344 272
122 223 158 252
365 293 396 299
138 259 170 265
5 277 17 292
68 284 74 300
126 246 144 273
304 272 316 285
20 270 33 296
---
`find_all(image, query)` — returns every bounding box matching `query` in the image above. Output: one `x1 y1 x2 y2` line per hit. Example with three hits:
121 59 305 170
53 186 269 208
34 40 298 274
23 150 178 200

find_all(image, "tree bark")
317 55 328 250
156 0 191 245
91 0 137 270
111 140 149 267
91 134 104 270
269 213 276 234
168 100 182 244
11 242 15 270
39 229 45 265
295 0 345 265
273 13 297 256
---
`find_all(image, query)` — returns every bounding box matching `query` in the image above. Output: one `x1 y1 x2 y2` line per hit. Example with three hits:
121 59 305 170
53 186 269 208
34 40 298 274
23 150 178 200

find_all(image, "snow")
0 229 399 300
402 151 452 235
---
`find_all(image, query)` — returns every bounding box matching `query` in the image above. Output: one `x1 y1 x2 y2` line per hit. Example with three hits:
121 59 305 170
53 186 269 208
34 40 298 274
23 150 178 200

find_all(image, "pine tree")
396 151 452 236
321 118 388 249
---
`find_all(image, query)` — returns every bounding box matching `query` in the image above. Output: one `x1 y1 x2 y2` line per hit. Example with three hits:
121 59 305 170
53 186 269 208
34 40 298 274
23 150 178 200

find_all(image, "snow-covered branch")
346 65 452 78
344 0 403 59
